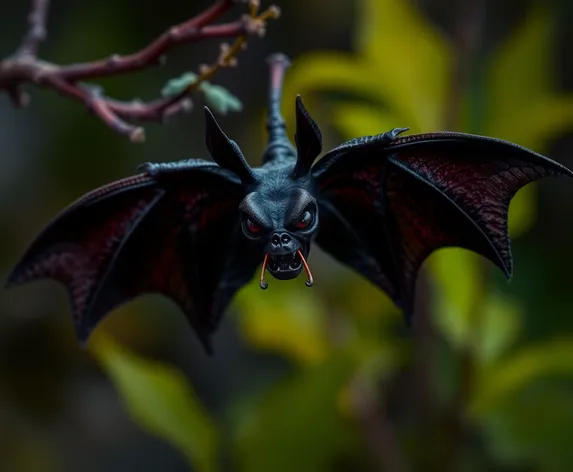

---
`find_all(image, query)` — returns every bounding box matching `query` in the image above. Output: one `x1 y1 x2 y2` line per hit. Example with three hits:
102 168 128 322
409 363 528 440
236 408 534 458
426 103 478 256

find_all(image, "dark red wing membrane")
316 200 397 301
386 132 573 275
7 164 254 353
384 161 505 317
6 175 162 326
315 160 399 302
313 131 573 320
84 179 257 353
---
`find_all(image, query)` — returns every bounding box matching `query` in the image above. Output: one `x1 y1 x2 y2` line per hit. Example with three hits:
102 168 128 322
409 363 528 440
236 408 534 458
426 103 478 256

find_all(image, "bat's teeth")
290 251 301 269
269 252 302 272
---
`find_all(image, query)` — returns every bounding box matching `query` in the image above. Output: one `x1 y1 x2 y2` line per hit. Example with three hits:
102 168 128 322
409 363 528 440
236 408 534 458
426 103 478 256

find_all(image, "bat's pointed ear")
204 106 255 184
291 95 323 179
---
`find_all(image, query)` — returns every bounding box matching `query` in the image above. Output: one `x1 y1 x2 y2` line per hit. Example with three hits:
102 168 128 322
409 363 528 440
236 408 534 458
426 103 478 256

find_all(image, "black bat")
6 53 572 354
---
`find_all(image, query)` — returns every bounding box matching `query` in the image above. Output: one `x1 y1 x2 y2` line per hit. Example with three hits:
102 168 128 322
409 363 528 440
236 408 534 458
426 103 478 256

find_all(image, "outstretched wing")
6 160 259 353
312 131 573 322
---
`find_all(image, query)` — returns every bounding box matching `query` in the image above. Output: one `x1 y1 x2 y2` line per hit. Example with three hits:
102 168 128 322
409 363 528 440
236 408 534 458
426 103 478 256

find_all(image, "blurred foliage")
234 351 365 472
92 335 218 472
234 279 331 365
2 0 573 471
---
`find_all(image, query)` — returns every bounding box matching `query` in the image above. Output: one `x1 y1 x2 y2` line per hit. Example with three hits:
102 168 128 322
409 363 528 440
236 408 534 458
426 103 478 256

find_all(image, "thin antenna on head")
262 53 296 164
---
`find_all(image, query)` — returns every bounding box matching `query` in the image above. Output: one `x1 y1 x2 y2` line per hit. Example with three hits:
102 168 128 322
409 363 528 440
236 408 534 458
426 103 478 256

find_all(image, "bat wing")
312 131 573 322
6 160 259 353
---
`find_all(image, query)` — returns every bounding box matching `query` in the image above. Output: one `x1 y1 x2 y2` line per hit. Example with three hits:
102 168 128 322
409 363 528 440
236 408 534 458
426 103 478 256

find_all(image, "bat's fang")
260 253 269 289
297 250 313 287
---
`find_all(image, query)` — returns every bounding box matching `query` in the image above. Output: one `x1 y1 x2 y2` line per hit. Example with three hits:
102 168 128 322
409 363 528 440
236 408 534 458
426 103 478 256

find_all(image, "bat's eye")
245 217 262 234
296 210 313 229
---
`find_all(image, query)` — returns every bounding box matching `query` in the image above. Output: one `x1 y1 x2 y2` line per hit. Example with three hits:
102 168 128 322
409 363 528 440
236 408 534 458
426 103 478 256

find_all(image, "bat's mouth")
269 251 302 275
260 249 313 289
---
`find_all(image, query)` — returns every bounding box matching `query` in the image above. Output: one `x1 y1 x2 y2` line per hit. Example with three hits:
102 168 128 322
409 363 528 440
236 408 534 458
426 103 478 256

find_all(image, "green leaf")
161 73 242 114
431 249 482 348
331 103 404 139
282 53 386 123
234 352 364 472
485 5 573 238
355 0 451 129
432 254 521 362
282 55 409 161
490 96 573 150
91 336 218 472
470 339 573 418
508 186 536 238
161 72 199 98
202 83 243 115
486 6 555 125
234 280 331 365
474 291 521 364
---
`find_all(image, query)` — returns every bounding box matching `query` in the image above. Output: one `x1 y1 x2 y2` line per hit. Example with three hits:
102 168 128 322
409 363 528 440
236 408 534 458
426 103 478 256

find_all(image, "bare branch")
16 0 50 57
56 16 255 82
0 0 280 142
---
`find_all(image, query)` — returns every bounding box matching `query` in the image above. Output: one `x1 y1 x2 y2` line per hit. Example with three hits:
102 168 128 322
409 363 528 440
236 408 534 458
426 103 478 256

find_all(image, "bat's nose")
269 232 297 254
271 233 291 246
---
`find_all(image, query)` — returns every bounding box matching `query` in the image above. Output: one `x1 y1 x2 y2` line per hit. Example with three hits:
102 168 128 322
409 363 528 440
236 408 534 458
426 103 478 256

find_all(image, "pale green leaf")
234 353 364 472
284 0 453 134
431 249 482 348
508 185 537 238
284 53 382 103
488 96 573 150
161 72 199 98
355 0 451 129
331 103 407 139
486 6 555 124
474 292 521 364
470 339 573 418
92 336 218 472
282 53 388 129
432 256 520 359
202 83 243 115
484 6 573 238
161 72 242 114
234 280 331 366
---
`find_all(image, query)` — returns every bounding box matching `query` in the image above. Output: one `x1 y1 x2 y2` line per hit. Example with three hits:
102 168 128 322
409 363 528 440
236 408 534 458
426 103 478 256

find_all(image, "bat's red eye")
296 210 313 229
245 217 262 234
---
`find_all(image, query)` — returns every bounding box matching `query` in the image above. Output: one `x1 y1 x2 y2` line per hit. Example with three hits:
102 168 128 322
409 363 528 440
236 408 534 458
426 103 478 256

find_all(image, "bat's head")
203 100 320 288
237 183 318 285
203 53 324 289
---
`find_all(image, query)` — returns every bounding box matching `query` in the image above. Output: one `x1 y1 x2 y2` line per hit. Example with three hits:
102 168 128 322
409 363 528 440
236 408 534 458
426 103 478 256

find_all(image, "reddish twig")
16 0 50 57
0 0 280 142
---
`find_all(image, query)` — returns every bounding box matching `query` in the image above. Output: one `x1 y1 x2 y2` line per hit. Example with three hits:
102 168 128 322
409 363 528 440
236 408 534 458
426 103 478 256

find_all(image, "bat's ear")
291 95 323 179
204 107 256 184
